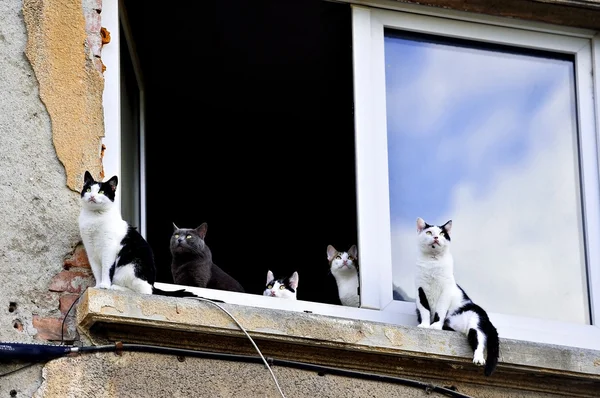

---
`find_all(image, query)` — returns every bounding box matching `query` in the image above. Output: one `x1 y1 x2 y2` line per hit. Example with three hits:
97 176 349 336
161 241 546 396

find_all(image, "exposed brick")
59 293 81 315
64 244 91 269
87 36 103 58
32 316 67 341
91 0 102 12
92 57 104 74
49 271 94 293
85 9 102 33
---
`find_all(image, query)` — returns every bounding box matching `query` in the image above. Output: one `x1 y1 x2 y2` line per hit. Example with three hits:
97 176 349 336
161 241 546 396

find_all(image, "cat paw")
430 321 444 330
95 282 111 289
417 323 430 328
473 354 486 366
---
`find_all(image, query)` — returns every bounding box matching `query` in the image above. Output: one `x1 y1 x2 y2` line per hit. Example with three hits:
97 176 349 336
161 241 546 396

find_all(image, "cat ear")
348 245 358 258
266 270 274 284
326 245 337 261
442 220 452 234
84 171 94 184
289 271 299 289
196 223 208 239
106 176 118 192
416 217 427 233
172 222 179 231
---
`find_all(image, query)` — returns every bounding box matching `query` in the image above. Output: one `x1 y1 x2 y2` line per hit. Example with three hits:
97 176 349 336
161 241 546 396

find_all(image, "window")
352 5 600 349
104 1 600 350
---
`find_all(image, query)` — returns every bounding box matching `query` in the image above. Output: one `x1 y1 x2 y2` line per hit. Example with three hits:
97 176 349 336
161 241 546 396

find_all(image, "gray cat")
170 222 245 293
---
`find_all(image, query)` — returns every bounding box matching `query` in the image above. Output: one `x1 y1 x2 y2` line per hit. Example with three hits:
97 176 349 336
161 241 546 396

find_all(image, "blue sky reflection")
385 32 588 324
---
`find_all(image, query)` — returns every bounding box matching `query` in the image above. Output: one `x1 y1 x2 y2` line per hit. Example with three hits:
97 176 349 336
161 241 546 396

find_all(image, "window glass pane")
385 30 589 324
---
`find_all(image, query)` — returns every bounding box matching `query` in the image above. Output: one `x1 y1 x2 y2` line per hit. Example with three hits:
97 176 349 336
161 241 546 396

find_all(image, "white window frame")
103 0 600 351
352 5 600 350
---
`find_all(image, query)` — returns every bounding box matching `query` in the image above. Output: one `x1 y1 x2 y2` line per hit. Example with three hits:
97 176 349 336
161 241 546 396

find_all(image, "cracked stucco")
23 0 105 191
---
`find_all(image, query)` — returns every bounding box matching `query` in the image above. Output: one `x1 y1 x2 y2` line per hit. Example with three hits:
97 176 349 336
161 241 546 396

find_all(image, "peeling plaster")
23 0 105 191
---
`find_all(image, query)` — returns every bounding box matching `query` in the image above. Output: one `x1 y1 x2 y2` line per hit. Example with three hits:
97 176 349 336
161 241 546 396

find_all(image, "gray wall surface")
0 0 81 395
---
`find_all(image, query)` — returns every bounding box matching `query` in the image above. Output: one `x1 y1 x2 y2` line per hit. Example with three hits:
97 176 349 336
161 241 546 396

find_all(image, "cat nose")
434 236 439 240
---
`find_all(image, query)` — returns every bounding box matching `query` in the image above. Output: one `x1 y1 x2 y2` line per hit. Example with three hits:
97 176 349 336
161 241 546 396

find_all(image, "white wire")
190 297 286 398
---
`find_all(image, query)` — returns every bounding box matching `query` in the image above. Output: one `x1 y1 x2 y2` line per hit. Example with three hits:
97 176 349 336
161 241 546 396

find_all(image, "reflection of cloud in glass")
385 34 588 324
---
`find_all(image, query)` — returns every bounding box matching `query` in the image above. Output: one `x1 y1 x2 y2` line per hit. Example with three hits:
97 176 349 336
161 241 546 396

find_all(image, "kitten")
415 217 499 376
170 223 245 293
263 271 299 299
78 171 196 297
327 244 359 307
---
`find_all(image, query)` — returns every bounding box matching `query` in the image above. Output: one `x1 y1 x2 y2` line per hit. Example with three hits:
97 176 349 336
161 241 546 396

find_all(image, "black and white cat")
78 171 196 297
170 223 245 293
415 217 499 376
327 244 360 307
263 271 298 299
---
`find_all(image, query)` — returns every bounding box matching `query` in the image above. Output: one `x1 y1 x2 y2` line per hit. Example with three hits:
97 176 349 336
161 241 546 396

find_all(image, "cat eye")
440 231 445 236
186 235 192 239
279 285 286 290
98 190 104 194
174 234 179 238
267 285 273 289
426 231 432 235
336 255 342 259
86 188 91 192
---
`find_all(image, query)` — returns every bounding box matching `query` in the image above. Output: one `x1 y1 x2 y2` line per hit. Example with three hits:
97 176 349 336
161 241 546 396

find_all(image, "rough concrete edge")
76 288 600 379
22 0 105 192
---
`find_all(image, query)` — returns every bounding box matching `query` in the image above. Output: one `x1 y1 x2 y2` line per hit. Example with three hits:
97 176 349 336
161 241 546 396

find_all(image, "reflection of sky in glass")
385 32 589 324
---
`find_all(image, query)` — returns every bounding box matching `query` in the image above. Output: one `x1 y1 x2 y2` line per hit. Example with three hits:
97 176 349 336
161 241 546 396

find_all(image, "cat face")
263 270 298 299
80 171 118 210
327 244 358 274
416 217 452 254
170 222 208 255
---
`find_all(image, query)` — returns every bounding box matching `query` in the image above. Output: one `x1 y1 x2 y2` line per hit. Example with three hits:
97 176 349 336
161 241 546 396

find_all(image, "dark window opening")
121 0 356 305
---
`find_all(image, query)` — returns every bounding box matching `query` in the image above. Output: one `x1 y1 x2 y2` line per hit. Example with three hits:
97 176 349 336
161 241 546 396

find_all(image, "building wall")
0 0 103 396
32 353 564 398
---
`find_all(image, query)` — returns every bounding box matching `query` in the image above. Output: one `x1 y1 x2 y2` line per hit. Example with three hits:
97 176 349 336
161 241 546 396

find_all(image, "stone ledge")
76 288 600 397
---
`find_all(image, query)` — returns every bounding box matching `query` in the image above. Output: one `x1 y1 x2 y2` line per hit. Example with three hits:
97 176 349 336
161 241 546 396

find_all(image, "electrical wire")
188 296 287 398
0 362 38 378
61 288 85 345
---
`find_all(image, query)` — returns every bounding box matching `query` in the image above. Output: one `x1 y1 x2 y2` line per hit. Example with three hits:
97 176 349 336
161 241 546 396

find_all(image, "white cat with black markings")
327 244 360 307
415 217 499 376
263 271 299 299
78 171 196 297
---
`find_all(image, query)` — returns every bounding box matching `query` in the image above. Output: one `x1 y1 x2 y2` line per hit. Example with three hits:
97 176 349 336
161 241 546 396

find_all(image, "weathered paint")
23 0 105 191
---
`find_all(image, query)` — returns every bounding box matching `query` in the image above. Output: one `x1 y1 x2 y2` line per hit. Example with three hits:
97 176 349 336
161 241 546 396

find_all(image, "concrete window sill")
76 288 600 396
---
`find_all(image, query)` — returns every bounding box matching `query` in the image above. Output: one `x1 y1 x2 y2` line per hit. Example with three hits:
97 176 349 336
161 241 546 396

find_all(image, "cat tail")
484 320 500 376
151 286 226 303
152 286 198 298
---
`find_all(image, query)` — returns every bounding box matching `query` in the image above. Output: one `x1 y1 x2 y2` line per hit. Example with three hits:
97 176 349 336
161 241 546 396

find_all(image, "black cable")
74 343 472 398
0 362 38 377
61 289 85 345
0 341 472 397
